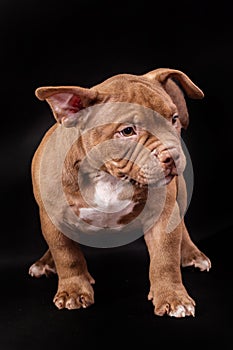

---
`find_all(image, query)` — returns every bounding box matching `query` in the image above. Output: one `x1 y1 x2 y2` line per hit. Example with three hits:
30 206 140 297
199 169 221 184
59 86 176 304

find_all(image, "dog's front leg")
144 221 195 317
39 207 95 310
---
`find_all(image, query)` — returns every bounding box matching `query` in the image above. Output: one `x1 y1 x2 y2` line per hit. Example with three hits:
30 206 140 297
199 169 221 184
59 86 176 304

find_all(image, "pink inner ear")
67 95 83 113
49 93 84 115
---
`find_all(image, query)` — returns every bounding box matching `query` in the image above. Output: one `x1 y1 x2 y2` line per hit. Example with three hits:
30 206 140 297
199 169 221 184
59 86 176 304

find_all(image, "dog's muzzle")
137 142 186 187
152 147 181 185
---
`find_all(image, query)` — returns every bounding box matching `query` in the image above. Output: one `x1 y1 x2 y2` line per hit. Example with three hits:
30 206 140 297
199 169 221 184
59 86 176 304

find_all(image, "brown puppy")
29 68 211 317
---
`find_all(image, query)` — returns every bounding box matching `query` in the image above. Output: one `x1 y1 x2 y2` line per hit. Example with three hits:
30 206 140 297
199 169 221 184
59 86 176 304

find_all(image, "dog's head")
36 68 203 187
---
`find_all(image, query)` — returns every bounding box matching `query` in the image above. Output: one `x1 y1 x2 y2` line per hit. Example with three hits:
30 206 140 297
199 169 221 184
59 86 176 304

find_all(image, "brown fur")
29 68 211 317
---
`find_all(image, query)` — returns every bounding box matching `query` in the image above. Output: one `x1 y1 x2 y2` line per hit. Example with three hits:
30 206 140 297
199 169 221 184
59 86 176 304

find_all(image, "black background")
0 0 232 348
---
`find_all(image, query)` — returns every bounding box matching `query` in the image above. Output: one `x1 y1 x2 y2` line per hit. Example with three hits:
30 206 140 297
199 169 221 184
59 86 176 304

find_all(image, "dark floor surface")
0 225 232 350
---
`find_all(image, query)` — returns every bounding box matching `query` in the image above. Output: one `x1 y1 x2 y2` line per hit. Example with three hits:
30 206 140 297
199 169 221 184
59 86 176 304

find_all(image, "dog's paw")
53 275 95 310
168 303 195 318
149 287 195 318
29 261 57 278
181 250 211 272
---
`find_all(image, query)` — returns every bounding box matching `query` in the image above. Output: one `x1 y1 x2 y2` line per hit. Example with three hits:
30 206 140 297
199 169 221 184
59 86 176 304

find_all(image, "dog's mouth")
117 170 176 188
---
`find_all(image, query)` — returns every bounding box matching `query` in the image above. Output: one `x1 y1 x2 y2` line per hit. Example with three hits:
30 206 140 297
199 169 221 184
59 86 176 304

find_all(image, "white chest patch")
78 173 137 230
93 177 133 213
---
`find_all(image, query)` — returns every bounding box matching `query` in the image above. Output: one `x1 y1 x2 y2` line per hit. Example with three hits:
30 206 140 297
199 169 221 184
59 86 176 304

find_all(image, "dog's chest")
77 173 138 230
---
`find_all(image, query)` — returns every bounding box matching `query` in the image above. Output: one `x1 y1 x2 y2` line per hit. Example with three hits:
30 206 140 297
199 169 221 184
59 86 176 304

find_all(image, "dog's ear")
35 86 98 127
143 68 204 129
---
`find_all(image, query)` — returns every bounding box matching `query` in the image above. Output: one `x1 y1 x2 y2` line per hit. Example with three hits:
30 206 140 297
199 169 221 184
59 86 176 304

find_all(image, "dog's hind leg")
29 249 57 278
181 221 211 271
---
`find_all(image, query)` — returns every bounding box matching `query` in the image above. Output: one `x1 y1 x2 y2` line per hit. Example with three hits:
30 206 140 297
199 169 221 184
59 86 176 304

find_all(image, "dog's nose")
162 155 172 164
156 149 179 176
157 150 173 166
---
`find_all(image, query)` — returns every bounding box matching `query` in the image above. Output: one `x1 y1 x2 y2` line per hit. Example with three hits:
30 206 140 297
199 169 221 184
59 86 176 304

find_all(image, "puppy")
29 68 211 317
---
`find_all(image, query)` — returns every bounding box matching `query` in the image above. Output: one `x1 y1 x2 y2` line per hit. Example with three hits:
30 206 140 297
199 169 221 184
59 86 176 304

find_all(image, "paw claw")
199 257 211 271
187 304 195 317
65 297 80 310
54 297 65 310
79 295 86 307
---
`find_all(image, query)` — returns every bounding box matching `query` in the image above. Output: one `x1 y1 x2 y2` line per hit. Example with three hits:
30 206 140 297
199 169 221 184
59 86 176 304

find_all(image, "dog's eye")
119 126 136 137
172 114 179 125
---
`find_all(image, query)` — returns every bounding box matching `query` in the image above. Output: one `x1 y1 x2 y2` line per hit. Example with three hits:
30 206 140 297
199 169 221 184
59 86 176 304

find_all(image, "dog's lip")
164 174 175 184
119 173 175 187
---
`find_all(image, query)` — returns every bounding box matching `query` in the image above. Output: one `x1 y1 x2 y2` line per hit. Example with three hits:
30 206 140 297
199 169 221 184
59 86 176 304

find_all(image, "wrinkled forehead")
78 102 177 138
